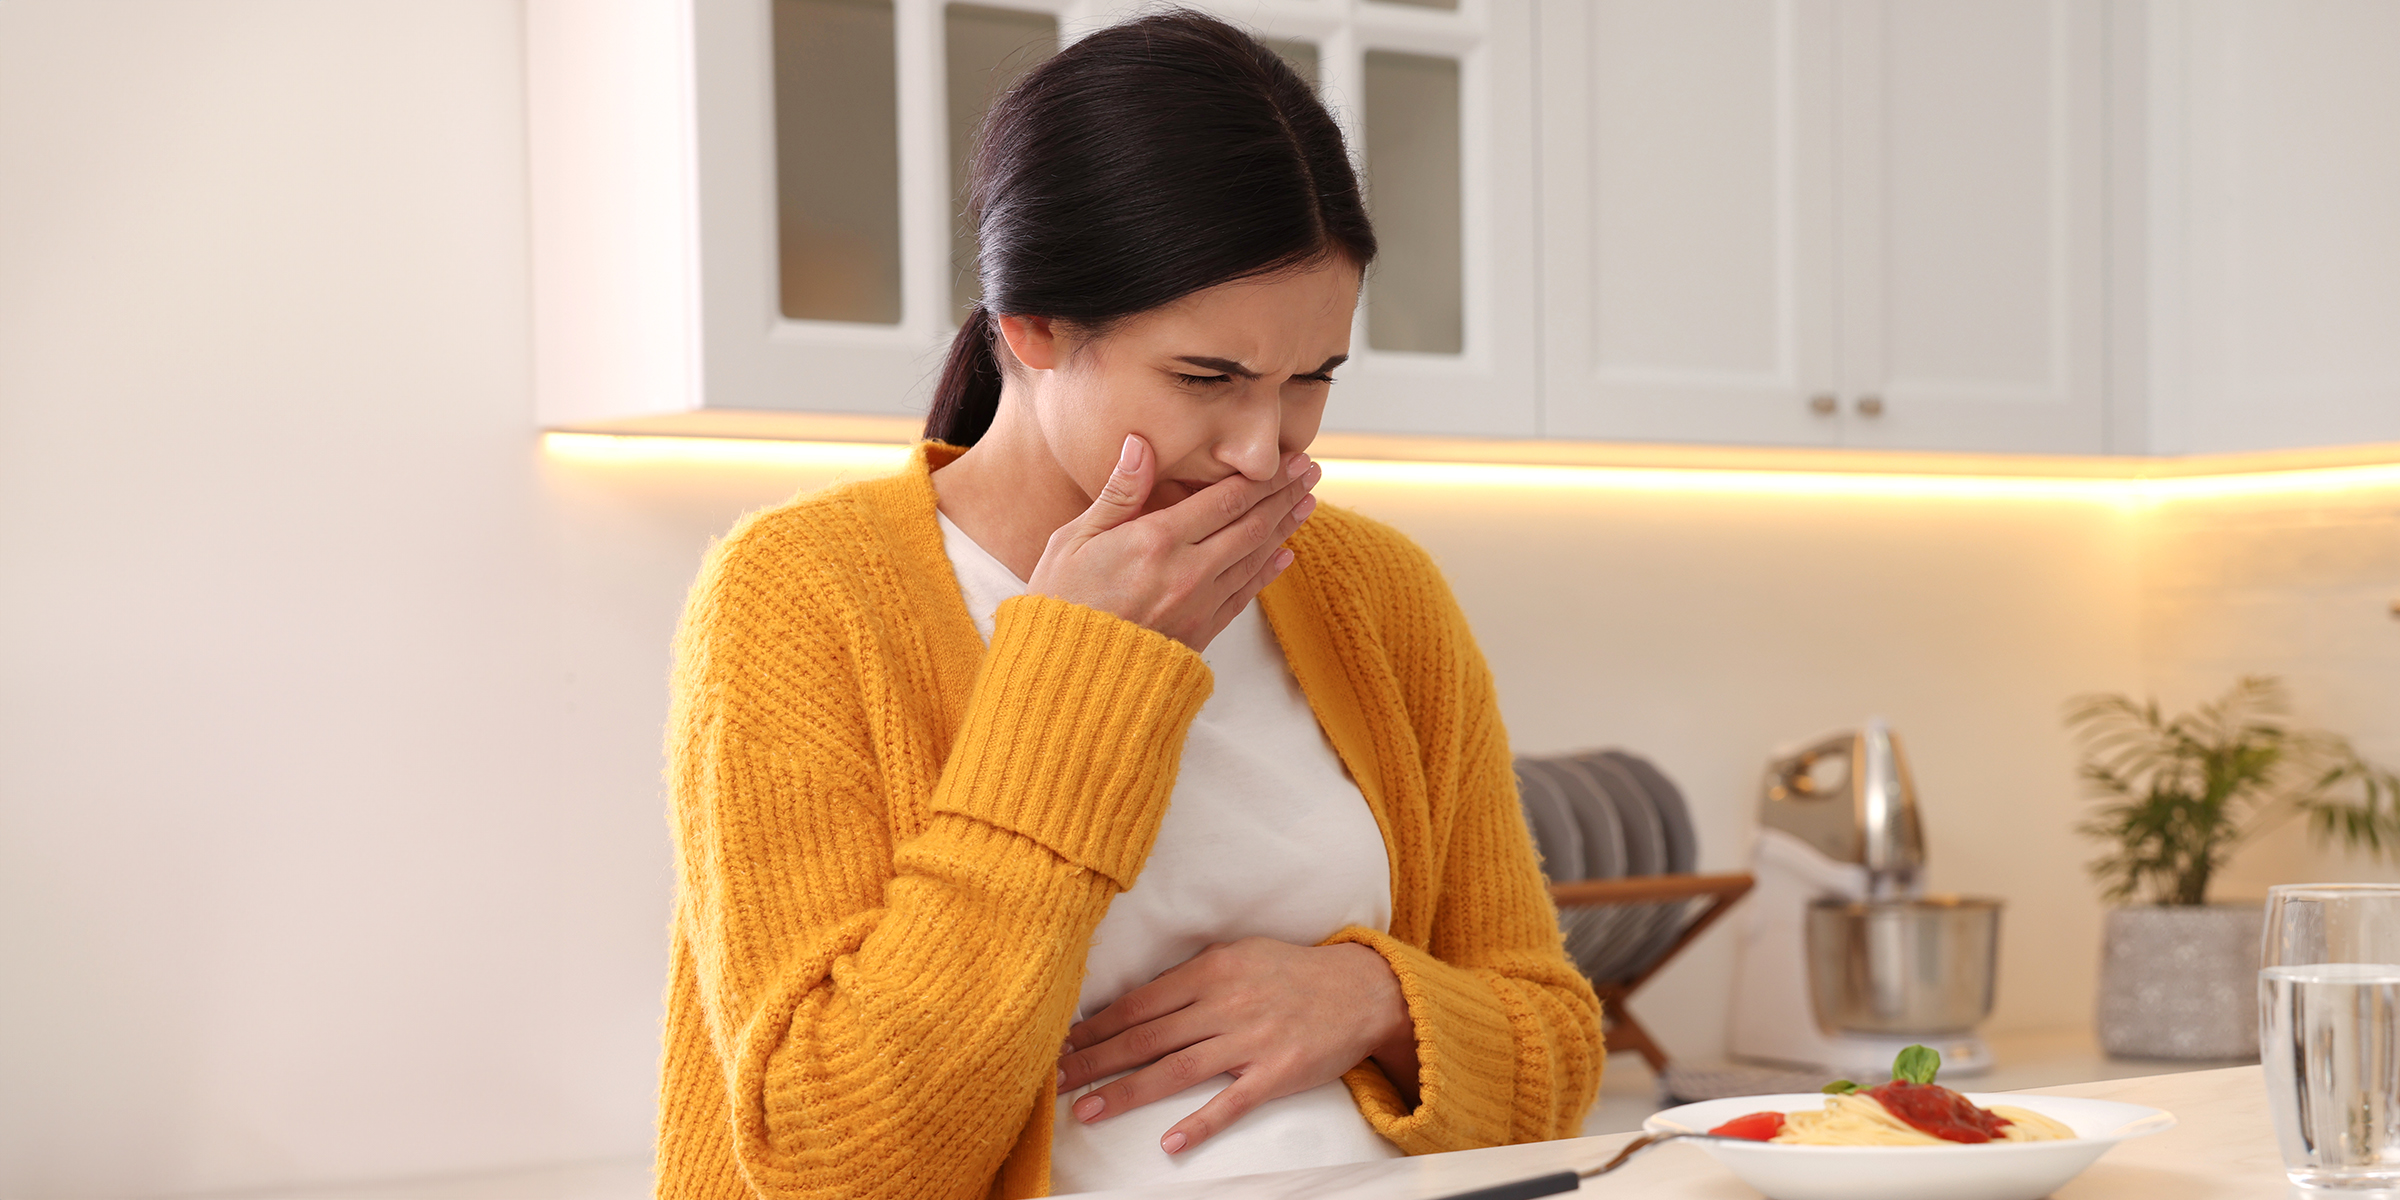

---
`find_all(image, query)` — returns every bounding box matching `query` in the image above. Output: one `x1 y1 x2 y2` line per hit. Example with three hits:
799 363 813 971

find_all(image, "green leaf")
1892 1044 1941 1085
1821 1079 1860 1095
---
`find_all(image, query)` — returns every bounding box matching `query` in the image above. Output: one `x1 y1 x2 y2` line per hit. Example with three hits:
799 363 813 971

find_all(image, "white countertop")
1053 1066 2286 1200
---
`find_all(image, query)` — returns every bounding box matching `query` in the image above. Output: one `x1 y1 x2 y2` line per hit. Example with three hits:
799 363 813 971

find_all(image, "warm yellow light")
1315 457 2132 502
540 432 2400 503
543 432 913 473
2134 461 2400 501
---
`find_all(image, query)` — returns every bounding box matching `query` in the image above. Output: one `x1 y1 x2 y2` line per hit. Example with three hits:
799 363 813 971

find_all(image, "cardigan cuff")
1326 926 1524 1152
931 593 1213 891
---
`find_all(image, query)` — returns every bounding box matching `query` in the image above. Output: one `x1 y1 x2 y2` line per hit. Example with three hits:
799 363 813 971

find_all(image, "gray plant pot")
2095 903 2264 1060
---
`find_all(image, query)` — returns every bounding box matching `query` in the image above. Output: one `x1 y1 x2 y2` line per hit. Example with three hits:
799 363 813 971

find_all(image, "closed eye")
1293 372 1337 384
1175 372 1234 386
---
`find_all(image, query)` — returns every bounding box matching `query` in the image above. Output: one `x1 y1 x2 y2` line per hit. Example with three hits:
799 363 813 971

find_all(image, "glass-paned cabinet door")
944 4 1057 323
1316 0 1540 437
1364 50 1465 355
728 0 1534 432
774 0 904 324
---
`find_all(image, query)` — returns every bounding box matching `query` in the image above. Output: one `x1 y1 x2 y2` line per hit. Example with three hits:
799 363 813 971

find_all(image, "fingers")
1152 452 1314 546
1183 476 1311 644
1198 547 1294 647
1076 434 1155 533
1066 1038 1234 1129
1213 487 1314 592
1195 462 1318 568
1065 969 1200 1057
1160 1075 1272 1156
1058 1005 1212 1095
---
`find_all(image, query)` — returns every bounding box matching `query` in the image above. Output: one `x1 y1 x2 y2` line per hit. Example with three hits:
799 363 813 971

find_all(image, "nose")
1216 390 1285 483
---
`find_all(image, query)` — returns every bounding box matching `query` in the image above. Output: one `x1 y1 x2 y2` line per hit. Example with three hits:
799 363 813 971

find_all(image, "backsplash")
2145 481 2400 898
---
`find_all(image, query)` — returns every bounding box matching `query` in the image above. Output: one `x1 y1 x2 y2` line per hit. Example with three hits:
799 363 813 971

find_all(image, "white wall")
3 2 2397 1197
0 3 659 1195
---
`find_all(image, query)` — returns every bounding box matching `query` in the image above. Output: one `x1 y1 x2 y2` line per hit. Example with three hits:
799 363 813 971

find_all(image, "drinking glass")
2261 884 2400 1191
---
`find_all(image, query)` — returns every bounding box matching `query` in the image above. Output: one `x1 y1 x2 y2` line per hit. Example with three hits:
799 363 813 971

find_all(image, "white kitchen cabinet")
1537 0 2110 453
530 0 1540 439
2138 0 2400 455
533 0 2396 458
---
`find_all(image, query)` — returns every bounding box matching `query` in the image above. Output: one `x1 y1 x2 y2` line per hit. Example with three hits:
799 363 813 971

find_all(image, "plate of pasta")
1642 1047 2174 1200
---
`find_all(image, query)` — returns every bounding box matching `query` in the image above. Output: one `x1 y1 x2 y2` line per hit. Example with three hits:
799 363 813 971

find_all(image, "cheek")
1077 370 1199 451
1044 362 1169 498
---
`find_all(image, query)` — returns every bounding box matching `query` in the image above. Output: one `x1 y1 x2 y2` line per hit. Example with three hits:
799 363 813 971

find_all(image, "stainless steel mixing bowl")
1805 896 2002 1035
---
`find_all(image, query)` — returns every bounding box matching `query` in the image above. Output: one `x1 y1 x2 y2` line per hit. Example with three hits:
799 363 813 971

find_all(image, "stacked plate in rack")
1512 749 1708 988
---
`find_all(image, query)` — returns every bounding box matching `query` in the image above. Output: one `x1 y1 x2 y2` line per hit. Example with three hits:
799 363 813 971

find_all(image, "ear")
994 314 1062 371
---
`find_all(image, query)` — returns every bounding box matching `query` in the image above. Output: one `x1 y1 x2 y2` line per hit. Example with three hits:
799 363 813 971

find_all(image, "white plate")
1643 1092 2176 1200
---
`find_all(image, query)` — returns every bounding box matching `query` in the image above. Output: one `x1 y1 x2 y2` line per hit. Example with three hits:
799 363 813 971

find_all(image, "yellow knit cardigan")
656 443 1603 1199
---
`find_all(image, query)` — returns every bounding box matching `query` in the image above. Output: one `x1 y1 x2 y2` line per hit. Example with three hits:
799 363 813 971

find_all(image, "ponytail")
925 305 1004 446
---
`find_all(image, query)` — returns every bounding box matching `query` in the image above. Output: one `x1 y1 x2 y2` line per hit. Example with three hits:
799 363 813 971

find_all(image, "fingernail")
1272 548 1295 571
1161 1131 1187 1155
1074 1095 1106 1123
1061 1039 1073 1055
1291 452 1312 476
1056 1068 1065 1091
1118 435 1141 471
1296 494 1318 517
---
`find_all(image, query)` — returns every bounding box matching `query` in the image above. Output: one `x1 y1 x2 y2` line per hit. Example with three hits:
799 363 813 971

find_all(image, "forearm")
722 821 1116 1198
672 595 1216 1195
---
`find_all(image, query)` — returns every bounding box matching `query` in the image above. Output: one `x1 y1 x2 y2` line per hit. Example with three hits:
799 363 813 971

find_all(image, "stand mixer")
1727 718 2003 1076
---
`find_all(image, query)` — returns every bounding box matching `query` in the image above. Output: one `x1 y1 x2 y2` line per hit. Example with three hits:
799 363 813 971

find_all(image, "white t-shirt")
934 512 1404 1193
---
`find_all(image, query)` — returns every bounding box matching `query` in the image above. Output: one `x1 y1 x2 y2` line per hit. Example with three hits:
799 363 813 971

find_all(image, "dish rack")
1516 750 1755 1072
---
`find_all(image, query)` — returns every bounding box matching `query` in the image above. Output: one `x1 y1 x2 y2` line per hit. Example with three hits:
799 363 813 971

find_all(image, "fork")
1429 1132 1732 1200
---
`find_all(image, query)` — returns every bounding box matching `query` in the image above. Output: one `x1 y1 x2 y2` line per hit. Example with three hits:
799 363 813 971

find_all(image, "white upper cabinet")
531 0 1538 438
1837 0 2108 453
1537 0 1840 446
2142 0 2400 455
1539 0 2109 453
531 0 2394 455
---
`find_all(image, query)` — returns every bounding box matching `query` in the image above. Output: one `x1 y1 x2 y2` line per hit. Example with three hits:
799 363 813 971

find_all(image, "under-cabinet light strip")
540 433 2400 502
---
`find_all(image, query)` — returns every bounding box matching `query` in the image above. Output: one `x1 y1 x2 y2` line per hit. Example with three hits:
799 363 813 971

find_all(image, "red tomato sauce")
1707 1111 1787 1141
1863 1080 2014 1144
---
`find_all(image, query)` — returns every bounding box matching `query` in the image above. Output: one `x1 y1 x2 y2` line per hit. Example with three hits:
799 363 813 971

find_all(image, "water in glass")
2262 884 2400 1191
2262 964 2400 1189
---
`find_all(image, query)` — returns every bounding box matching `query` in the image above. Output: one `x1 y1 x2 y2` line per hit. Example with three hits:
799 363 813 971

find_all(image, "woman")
656 11 1603 1198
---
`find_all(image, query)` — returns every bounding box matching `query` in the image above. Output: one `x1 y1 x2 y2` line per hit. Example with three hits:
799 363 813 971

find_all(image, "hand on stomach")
1055 938 1418 1157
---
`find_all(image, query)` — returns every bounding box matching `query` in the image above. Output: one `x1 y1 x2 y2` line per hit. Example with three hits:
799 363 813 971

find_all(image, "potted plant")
2066 676 2399 1059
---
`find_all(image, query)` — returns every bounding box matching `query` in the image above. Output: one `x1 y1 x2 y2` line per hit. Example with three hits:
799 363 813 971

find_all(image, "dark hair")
925 9 1378 446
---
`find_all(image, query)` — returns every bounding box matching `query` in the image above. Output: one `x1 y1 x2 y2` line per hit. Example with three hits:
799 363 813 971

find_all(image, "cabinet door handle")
1856 395 1885 417
1808 393 1838 416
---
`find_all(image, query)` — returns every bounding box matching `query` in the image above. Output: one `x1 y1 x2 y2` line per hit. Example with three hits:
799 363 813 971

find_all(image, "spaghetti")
1770 1091 2077 1146
1707 1044 2079 1148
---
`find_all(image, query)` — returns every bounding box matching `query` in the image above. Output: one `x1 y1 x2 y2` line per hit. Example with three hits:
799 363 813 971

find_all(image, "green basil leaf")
1892 1044 1941 1085
1821 1079 1860 1095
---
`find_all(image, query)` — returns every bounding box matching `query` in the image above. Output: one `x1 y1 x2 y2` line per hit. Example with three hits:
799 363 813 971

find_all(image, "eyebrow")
1173 354 1349 379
